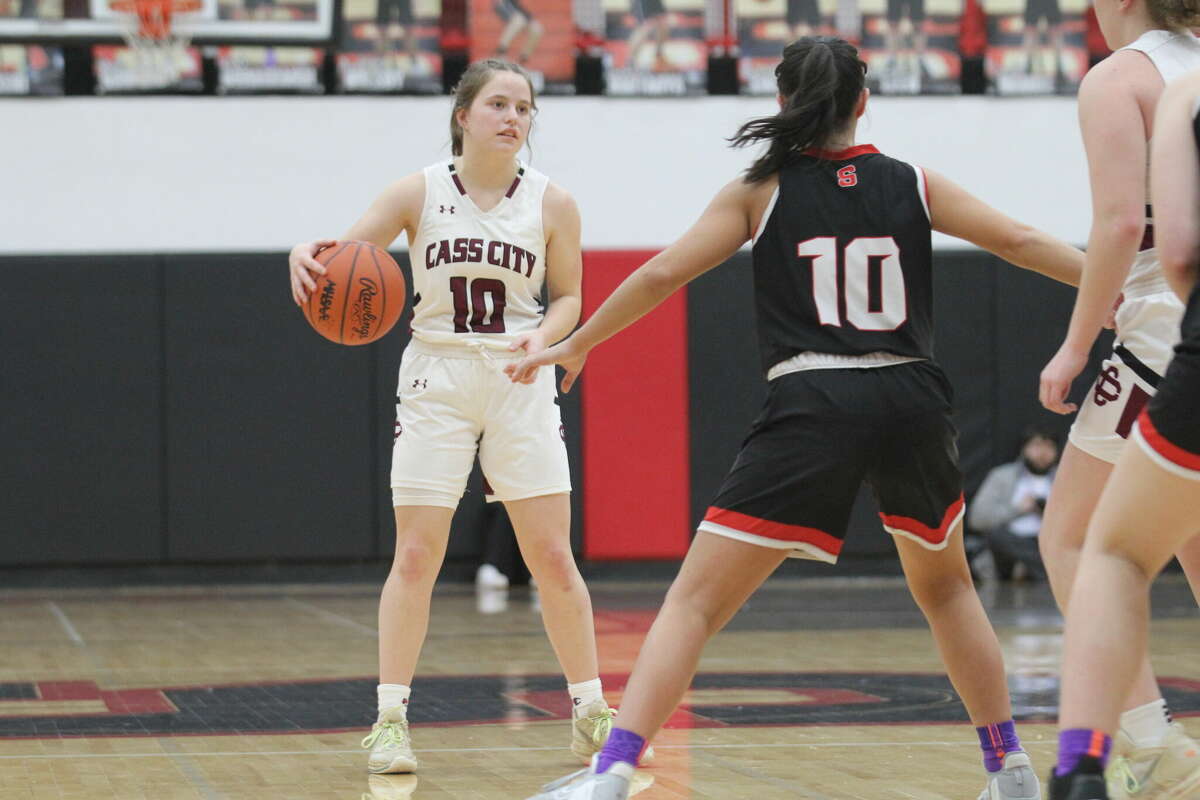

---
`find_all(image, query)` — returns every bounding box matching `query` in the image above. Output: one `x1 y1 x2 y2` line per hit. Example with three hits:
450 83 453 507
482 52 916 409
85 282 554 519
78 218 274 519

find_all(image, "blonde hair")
1146 0 1200 30
449 59 538 157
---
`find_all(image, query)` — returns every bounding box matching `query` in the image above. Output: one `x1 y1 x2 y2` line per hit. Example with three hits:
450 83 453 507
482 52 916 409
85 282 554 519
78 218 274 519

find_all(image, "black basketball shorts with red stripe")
697 360 965 564
1134 284 1200 478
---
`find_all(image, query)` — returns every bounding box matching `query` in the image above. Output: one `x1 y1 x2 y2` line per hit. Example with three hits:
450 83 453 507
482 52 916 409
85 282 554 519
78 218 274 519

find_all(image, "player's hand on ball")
288 239 336 305
505 337 588 393
1039 345 1088 415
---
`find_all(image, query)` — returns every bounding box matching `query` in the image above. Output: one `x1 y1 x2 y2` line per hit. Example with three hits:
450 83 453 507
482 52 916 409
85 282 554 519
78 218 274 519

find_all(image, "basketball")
301 240 406 346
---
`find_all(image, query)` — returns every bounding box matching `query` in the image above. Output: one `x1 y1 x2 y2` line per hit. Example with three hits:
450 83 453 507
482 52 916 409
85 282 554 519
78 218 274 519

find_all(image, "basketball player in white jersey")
1037 0 1200 795
1049 68 1200 800
287 59 622 775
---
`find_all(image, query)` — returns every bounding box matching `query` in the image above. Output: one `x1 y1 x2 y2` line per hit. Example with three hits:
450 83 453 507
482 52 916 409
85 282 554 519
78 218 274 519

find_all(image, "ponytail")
729 38 867 183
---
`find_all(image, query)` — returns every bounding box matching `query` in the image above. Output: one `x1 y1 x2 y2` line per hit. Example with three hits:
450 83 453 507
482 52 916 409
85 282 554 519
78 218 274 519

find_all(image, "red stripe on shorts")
878 494 965 546
1137 411 1200 471
702 507 843 557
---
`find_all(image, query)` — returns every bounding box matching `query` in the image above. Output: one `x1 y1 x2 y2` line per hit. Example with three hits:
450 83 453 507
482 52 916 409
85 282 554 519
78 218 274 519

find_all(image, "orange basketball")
302 241 406 346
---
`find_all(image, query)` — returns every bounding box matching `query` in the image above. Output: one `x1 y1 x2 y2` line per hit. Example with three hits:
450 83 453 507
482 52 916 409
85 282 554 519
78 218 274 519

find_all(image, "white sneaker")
362 707 418 774
978 752 1041 800
475 563 509 590
1106 724 1200 799
570 701 654 765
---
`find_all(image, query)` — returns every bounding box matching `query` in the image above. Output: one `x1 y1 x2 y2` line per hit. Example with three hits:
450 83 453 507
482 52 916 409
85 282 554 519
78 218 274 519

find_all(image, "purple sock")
1056 729 1112 776
976 720 1023 772
595 727 645 774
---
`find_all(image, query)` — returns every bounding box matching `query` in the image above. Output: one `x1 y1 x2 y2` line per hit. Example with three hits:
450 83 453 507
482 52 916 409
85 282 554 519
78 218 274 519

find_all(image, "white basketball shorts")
390 340 571 508
1069 288 1184 464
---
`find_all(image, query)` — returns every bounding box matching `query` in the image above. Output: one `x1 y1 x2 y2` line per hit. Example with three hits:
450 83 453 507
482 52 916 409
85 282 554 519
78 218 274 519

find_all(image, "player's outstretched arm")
505 176 760 391
506 183 584 384
1151 69 1200 303
923 168 1083 287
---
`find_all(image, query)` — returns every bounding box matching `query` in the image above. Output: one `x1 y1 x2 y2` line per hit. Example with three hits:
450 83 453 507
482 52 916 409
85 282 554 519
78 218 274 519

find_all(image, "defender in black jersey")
1050 69 1200 800
514 38 1084 800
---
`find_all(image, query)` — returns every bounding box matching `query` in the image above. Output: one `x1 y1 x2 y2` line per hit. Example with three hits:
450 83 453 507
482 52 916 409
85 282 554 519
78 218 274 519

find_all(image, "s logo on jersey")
425 237 537 278
837 165 858 188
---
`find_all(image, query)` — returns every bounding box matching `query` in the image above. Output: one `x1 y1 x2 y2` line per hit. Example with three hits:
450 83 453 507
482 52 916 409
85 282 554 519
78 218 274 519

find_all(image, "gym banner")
337 0 441 93
468 0 574 94
603 0 707 95
985 0 1086 94
858 0 962 94
0 44 62 94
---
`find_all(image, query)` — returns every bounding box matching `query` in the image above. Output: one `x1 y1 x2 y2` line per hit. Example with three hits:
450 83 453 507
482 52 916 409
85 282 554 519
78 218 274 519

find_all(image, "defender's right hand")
289 239 336 305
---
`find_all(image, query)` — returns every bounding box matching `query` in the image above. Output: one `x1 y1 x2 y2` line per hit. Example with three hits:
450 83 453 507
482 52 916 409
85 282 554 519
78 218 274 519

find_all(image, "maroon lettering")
501 242 513 271
471 278 507 333
524 251 536 277
450 276 470 332
468 238 483 262
452 237 469 262
424 243 437 270
487 240 504 267
1116 384 1152 439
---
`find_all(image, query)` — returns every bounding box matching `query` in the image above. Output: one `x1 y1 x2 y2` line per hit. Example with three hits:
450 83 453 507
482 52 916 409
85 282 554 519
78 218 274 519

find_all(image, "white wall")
3 95 1087 254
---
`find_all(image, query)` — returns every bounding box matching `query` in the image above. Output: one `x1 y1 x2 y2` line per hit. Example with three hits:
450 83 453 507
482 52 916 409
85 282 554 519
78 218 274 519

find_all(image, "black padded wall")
2 256 164 563
163 254 377 561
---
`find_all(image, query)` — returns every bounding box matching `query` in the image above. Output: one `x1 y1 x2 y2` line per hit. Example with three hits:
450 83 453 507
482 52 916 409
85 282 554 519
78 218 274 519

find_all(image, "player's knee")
527 544 578 590
392 542 439 584
908 566 973 611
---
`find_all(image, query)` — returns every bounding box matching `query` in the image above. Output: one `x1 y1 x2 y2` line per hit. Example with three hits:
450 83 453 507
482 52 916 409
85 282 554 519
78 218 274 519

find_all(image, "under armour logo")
1094 365 1122 406
412 378 427 390
439 205 455 214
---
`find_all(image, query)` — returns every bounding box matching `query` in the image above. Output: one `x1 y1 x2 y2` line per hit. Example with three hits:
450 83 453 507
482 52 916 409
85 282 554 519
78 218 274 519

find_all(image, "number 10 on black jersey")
798 236 908 331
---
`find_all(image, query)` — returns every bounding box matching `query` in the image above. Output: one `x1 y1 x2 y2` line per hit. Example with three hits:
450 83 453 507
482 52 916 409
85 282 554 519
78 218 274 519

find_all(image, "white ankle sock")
567 678 604 716
378 683 411 718
1120 699 1173 748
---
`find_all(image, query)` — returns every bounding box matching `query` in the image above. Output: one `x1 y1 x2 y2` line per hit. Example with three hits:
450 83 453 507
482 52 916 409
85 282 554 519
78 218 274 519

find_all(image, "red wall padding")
580 251 692 560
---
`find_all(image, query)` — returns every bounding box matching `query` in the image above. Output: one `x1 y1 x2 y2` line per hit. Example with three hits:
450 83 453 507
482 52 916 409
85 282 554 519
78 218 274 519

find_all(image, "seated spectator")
968 427 1060 581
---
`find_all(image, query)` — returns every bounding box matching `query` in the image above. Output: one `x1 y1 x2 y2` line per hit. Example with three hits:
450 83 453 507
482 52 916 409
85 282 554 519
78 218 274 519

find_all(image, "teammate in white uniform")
1037 1 1200 795
287 59 619 776
1050 68 1200 800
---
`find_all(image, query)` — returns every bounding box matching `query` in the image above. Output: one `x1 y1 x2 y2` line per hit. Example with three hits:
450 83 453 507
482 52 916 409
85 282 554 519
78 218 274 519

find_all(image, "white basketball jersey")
1121 29 1200 292
409 160 550 352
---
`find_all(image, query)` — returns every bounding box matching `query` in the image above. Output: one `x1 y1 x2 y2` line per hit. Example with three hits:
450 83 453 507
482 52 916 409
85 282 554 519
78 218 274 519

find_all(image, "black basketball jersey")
750 145 935 375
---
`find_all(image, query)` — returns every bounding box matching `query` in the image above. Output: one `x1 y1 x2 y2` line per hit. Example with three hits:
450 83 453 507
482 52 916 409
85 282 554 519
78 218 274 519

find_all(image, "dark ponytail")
729 37 867 183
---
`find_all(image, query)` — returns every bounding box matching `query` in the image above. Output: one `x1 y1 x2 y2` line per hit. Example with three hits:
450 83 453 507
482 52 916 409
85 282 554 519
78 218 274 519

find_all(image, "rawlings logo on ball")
349 277 381 340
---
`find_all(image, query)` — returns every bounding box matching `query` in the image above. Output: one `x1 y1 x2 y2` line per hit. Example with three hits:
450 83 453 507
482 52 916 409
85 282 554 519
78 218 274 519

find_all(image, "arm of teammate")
1151 70 1200 303
1040 58 1150 413
504 176 759 392
287 172 424 306
924 169 1083 287
506 184 583 383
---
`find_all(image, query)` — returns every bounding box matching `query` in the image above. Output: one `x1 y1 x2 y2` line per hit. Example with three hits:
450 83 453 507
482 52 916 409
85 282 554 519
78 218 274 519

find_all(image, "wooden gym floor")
2 574 1198 799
